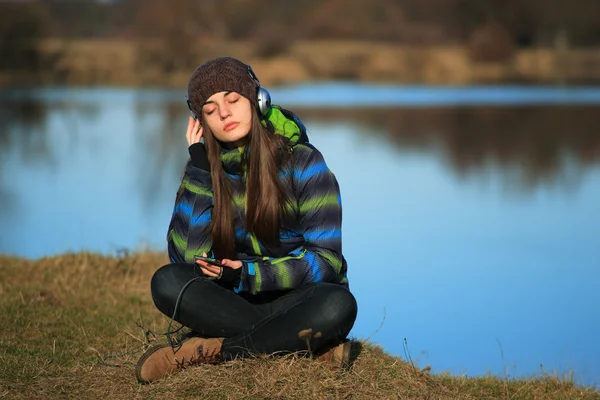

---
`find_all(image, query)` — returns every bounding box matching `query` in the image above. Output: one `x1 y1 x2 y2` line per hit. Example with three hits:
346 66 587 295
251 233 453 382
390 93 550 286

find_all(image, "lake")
1 85 599 387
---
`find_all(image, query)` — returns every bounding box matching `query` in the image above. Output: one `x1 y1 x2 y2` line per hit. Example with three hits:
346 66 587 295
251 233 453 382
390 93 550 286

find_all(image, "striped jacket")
167 107 348 295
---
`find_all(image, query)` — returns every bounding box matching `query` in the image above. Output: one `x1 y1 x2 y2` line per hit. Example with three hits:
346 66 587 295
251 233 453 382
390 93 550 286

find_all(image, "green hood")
261 105 308 145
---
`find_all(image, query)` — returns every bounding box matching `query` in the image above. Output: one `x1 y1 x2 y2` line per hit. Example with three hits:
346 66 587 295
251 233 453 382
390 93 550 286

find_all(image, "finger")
200 264 221 275
194 252 210 267
186 116 194 145
200 264 220 273
189 118 200 145
206 265 221 274
195 259 212 269
192 122 203 144
200 266 218 277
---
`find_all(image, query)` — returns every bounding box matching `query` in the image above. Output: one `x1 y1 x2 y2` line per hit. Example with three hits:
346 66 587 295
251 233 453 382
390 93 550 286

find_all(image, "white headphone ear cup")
257 87 271 116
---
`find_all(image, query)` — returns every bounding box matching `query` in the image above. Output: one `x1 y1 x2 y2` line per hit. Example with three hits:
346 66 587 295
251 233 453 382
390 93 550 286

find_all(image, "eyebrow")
203 91 234 106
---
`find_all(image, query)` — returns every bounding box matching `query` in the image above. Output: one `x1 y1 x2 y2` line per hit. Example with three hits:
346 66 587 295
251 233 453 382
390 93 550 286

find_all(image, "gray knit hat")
187 57 258 121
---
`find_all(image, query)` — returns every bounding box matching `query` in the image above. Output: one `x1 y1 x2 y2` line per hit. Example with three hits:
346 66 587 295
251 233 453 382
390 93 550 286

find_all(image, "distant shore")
1 39 600 88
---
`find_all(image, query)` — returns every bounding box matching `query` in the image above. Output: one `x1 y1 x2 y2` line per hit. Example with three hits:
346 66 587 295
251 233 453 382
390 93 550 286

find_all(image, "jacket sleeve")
167 159 213 263
235 145 347 294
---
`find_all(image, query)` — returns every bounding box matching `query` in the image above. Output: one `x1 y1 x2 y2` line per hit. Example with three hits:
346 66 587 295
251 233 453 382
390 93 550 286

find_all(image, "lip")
224 122 239 132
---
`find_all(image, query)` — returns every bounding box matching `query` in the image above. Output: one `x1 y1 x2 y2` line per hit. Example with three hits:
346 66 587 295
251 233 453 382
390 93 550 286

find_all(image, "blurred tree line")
1 0 599 75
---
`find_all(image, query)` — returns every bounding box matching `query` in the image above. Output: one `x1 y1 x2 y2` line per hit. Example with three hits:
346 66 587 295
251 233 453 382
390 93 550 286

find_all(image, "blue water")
4 83 600 107
1 86 599 386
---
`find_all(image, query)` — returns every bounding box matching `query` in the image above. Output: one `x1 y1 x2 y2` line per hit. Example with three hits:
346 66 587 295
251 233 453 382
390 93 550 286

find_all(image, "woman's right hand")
186 116 204 147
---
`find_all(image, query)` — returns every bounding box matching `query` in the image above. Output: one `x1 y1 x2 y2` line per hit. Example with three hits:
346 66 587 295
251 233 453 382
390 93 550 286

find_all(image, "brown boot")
135 337 224 384
317 340 352 369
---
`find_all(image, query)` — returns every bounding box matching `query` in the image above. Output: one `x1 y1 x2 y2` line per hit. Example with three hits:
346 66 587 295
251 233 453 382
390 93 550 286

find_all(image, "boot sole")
135 343 170 384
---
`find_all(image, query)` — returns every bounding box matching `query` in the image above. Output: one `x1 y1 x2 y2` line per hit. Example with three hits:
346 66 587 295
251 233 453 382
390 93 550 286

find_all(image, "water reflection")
133 100 187 212
0 100 49 213
2 97 600 218
298 107 600 192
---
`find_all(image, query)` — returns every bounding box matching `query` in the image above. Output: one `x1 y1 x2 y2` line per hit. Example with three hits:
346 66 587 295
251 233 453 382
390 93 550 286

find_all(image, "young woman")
136 57 357 384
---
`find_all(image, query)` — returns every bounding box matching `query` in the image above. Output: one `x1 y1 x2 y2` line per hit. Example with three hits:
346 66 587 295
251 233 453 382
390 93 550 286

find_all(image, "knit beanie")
187 57 258 121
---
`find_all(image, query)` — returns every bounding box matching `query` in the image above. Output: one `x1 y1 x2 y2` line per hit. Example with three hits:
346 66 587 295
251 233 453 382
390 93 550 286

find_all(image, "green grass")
1 253 598 399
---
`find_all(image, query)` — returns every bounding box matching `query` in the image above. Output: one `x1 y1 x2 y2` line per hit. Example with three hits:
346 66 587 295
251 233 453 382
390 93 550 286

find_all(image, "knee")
317 284 358 329
150 264 170 300
150 263 185 309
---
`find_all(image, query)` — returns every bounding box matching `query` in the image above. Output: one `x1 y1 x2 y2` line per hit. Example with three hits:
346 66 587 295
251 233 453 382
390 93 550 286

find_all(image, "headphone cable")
99 274 204 366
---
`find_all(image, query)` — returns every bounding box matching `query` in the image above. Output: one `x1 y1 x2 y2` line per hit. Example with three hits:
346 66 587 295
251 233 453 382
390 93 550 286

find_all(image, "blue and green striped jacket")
167 107 348 295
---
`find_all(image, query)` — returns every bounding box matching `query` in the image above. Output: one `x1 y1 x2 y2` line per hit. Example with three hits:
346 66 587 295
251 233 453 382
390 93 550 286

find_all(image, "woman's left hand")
196 253 242 280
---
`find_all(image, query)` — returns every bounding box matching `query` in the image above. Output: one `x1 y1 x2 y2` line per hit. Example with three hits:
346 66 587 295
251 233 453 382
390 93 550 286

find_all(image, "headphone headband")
186 96 197 121
247 65 261 87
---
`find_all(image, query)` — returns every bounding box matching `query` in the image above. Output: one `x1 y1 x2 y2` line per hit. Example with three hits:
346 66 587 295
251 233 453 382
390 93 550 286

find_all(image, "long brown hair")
203 112 291 259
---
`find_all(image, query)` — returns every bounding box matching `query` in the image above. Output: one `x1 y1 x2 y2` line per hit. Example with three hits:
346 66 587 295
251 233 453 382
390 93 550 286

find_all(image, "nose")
218 102 231 120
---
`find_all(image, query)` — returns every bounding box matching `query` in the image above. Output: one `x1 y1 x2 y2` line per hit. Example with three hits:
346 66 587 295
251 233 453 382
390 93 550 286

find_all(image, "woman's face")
202 91 253 146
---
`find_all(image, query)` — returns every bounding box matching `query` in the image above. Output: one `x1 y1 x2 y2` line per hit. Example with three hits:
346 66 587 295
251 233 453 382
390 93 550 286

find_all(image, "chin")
223 128 250 143
217 129 250 145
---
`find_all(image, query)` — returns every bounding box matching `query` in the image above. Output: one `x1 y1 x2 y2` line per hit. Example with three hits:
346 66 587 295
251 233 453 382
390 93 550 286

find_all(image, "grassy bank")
0 253 598 399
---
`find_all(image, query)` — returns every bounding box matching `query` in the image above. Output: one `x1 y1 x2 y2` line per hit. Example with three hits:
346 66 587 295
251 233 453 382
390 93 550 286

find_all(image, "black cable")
163 276 203 351
99 273 206 367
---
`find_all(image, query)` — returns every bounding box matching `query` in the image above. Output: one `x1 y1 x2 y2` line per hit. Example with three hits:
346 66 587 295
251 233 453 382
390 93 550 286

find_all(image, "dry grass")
0 253 598 400
2 39 599 88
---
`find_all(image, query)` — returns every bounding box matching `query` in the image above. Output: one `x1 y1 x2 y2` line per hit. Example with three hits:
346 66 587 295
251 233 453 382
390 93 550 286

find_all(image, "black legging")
150 263 358 359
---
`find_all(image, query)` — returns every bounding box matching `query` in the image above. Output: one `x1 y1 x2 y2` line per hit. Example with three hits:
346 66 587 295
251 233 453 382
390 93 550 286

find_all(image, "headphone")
247 64 272 117
187 64 271 121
